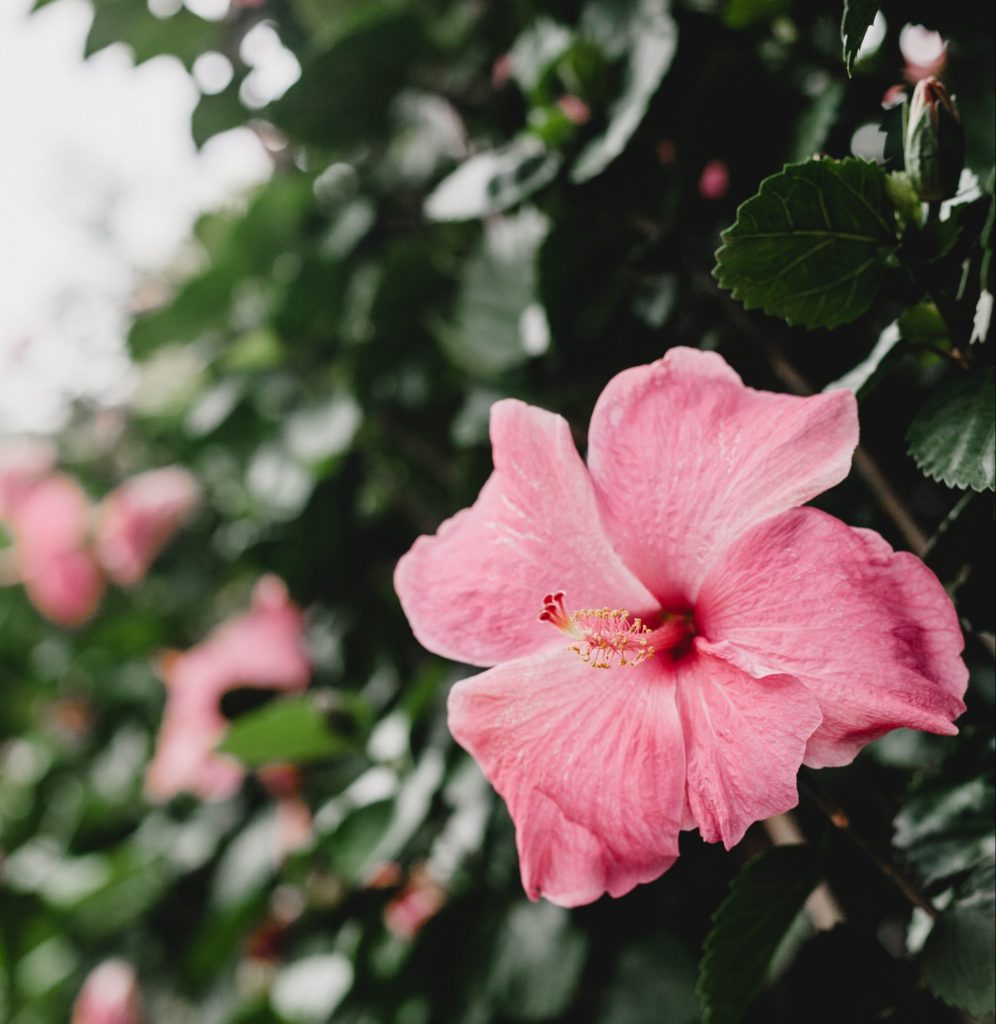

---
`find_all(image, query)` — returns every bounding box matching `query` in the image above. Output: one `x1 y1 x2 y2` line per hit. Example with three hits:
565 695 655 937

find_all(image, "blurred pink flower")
259 763 314 858
95 466 201 586
146 576 311 802
395 348 967 907
699 159 730 200
6 473 105 627
384 867 446 939
0 438 57 517
1 444 199 626
71 959 142 1024
557 95 591 126
900 24 947 83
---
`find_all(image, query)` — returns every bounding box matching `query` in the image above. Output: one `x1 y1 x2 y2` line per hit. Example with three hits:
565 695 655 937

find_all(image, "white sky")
0 0 275 434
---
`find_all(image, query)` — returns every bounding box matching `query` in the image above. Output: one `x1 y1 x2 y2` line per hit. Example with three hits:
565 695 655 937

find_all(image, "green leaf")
698 845 823 1024
509 18 574 98
840 0 879 76
86 2 218 69
487 902 588 1021
424 136 562 221
907 367 996 492
894 777 996 887
571 0 677 183
725 0 792 29
921 858 996 1017
440 209 549 377
216 697 349 767
713 158 898 329
825 321 902 397
270 10 426 150
324 799 395 883
789 81 845 164
598 936 699 1024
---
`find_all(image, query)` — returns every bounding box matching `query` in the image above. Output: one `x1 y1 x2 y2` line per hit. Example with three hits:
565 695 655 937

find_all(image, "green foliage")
921 859 996 1017
216 696 351 767
907 367 996 492
570 0 678 183
486 902 588 1020
840 0 879 76
713 159 898 329
697 845 822 1024
425 137 562 222
7 0 995 1021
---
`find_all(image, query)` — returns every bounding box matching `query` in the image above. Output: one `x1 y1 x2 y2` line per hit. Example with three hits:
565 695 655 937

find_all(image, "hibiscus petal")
9 474 104 627
95 466 201 586
697 508 967 768
396 399 657 667
448 647 685 906
677 646 821 847
586 348 858 604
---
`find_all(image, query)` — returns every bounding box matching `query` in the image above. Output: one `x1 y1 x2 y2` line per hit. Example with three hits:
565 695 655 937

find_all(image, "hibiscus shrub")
2 0 994 1022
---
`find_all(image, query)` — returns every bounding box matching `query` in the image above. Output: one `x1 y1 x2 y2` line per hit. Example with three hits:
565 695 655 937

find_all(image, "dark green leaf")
789 81 845 164
270 11 426 150
894 777 996 888
571 0 677 183
598 936 699 1024
424 137 562 221
825 321 901 397
725 0 792 29
907 367 996 492
509 18 574 98
698 845 823 1024
840 0 879 76
86 2 218 69
216 696 349 766
921 858 996 1017
487 902 588 1021
440 210 548 377
324 799 394 883
714 158 897 329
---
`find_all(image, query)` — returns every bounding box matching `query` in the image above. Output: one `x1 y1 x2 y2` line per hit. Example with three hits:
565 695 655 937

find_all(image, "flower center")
539 591 694 669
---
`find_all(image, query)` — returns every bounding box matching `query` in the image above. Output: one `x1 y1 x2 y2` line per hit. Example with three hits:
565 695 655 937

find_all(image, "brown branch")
799 780 939 920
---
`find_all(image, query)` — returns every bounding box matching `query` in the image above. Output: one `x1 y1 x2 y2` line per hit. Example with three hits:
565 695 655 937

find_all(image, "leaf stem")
799 778 940 920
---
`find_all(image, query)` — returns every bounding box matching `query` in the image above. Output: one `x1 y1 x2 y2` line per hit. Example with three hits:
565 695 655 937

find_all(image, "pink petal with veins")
697 508 967 767
587 348 858 605
395 399 655 667
678 645 821 846
448 647 685 907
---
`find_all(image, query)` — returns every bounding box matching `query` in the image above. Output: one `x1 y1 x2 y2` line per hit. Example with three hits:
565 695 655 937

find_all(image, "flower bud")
904 77 964 202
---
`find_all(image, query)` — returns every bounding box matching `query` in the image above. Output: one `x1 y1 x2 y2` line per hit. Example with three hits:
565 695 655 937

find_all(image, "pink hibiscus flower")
0 444 199 626
5 473 106 627
146 576 311 802
395 348 967 907
71 959 142 1024
94 466 201 586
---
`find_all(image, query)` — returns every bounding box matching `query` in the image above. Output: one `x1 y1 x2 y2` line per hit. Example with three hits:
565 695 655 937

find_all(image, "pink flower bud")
698 159 730 200
556 95 591 126
71 960 142 1024
384 867 446 939
899 24 947 83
